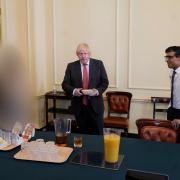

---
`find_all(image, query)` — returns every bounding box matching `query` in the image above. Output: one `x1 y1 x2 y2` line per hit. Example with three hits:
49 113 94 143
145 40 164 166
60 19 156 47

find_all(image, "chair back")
141 126 176 143
151 97 170 119
106 91 132 118
136 118 177 143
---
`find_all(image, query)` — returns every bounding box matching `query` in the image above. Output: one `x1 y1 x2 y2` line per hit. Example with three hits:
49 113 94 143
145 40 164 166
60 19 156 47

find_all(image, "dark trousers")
167 107 180 120
75 103 104 135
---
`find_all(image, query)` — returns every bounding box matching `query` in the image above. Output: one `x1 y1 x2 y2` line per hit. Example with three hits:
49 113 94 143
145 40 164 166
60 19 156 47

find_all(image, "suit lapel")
76 61 83 87
89 59 94 88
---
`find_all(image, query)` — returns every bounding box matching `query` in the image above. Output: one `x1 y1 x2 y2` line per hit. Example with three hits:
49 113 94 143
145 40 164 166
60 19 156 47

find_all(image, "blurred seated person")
0 45 32 131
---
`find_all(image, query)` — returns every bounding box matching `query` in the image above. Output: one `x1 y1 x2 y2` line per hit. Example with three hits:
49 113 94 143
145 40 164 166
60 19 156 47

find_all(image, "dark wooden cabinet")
45 91 73 129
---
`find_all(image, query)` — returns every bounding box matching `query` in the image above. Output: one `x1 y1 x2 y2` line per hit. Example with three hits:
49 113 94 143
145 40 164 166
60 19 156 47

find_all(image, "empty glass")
52 84 59 94
21 139 59 161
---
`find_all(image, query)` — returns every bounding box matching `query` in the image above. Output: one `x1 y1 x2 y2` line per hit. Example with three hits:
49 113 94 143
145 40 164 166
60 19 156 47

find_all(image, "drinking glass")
73 135 82 148
103 128 121 163
54 118 71 146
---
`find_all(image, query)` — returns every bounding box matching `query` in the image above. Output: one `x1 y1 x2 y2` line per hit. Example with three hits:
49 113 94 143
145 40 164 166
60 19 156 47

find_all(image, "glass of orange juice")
103 128 121 163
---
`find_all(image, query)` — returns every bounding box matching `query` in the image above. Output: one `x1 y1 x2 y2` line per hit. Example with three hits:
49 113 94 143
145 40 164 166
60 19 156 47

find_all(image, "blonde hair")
76 43 91 55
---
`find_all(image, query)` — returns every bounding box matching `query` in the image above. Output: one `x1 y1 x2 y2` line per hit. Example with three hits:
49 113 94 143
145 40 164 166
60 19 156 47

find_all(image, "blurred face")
165 51 180 69
77 48 90 64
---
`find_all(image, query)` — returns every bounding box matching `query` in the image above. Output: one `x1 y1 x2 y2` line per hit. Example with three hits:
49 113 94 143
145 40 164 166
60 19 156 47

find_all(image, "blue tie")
171 70 176 107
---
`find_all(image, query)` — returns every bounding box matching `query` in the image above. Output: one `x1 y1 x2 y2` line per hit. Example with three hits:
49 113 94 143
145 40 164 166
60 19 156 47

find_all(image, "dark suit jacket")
62 58 109 115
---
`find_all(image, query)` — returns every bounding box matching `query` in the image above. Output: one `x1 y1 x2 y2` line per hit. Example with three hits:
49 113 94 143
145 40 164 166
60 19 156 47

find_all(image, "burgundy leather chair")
104 91 132 132
136 118 177 143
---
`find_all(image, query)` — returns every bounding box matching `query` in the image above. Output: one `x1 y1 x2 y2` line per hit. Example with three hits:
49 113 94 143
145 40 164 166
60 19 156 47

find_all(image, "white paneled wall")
53 0 118 87
128 0 180 90
1 0 176 131
1 0 28 65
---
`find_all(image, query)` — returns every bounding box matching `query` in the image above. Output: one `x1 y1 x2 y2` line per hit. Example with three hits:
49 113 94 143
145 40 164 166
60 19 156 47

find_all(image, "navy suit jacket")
62 58 109 115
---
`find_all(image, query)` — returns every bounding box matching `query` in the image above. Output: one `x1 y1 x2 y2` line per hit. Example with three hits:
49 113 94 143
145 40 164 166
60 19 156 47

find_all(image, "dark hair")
165 46 180 57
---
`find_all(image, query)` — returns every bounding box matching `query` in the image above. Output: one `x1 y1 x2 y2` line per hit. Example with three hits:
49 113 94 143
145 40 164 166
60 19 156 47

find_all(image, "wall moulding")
128 0 172 91
52 0 119 88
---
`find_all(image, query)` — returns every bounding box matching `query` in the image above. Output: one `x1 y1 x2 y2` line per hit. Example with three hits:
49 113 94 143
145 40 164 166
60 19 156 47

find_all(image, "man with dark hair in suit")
62 43 109 135
164 46 180 128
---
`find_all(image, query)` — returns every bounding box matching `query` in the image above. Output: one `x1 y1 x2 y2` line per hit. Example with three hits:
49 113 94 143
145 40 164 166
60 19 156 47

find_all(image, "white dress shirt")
73 59 98 96
72 60 90 96
170 66 180 109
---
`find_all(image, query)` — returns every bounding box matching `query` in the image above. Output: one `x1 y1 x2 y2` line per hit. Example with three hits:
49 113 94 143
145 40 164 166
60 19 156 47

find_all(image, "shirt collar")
173 66 180 74
176 66 180 74
80 59 90 66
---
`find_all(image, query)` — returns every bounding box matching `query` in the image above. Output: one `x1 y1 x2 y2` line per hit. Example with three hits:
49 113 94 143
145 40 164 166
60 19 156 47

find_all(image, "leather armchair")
104 91 132 132
141 126 176 143
136 118 177 143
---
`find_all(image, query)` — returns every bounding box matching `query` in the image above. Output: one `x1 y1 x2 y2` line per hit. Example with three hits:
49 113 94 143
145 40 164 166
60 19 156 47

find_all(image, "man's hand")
171 119 180 129
73 88 83 96
89 88 99 96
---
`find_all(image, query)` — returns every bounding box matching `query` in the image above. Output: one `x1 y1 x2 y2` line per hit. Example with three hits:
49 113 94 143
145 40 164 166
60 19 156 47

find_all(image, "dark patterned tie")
82 64 88 105
171 70 176 107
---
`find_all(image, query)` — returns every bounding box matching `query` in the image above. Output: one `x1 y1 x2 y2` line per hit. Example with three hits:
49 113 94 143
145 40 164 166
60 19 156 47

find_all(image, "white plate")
81 89 94 96
0 140 9 149
0 137 24 151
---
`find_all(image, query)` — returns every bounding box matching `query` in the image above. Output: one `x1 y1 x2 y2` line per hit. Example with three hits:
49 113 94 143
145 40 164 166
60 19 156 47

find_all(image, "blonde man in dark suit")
62 43 109 135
